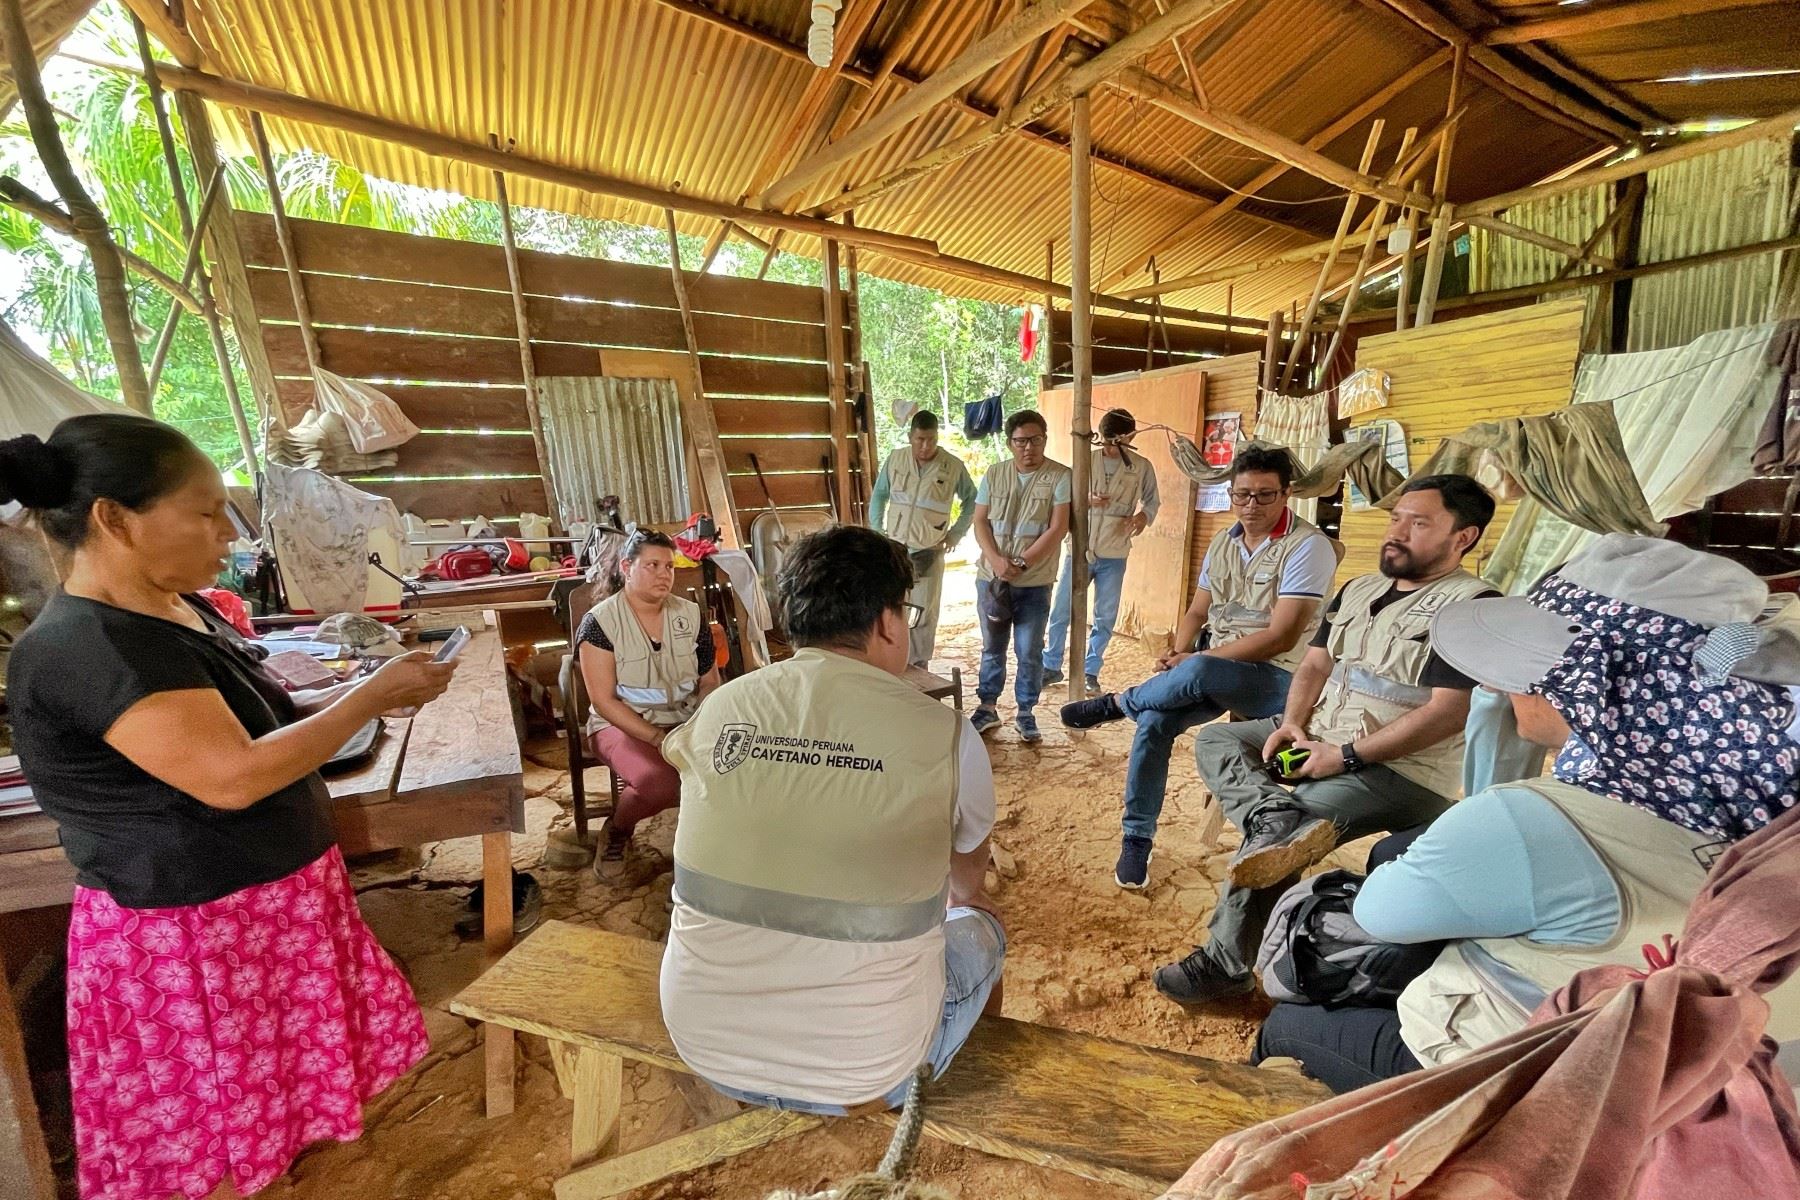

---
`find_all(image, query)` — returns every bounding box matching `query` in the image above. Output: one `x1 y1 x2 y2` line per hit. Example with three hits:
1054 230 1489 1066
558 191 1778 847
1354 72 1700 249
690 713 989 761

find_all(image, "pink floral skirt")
66 846 428 1200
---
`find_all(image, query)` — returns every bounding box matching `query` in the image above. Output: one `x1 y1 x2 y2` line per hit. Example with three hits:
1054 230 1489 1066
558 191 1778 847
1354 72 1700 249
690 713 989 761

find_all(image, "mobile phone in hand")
432 626 471 663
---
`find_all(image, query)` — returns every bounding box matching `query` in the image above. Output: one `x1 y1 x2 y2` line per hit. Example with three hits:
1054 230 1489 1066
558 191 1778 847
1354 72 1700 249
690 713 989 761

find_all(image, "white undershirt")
659 728 995 1106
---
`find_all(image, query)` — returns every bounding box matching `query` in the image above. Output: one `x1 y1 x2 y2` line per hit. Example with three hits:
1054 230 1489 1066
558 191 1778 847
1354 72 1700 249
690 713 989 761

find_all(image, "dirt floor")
243 560 1371 1200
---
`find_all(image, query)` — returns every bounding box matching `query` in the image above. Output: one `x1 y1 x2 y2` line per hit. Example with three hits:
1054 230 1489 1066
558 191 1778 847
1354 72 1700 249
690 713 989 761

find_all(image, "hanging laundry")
1018 306 1042 363
264 462 408 615
963 393 1004 438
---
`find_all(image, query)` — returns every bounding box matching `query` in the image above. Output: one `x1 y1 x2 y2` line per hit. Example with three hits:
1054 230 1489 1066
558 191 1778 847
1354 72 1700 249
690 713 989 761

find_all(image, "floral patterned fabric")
1533 574 1800 842
66 846 427 1200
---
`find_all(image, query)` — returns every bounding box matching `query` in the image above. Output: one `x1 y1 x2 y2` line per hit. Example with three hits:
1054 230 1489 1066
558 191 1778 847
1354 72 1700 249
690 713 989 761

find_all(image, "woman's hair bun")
0 434 75 509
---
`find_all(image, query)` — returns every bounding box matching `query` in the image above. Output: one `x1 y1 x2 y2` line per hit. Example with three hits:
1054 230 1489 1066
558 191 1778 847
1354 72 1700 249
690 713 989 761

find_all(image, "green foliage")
0 0 1043 481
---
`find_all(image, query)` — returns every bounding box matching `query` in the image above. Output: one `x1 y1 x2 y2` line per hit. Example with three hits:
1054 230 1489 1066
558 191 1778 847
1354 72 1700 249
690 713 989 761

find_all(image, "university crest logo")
713 723 757 774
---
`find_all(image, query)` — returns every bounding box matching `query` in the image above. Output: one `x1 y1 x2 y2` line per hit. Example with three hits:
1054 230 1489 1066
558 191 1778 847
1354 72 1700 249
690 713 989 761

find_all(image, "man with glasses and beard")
1061 446 1336 890
1153 474 1498 1008
969 410 1072 744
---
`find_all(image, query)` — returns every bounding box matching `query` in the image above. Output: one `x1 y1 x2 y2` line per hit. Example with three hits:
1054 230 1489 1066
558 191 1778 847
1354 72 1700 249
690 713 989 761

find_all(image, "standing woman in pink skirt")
3 413 456 1200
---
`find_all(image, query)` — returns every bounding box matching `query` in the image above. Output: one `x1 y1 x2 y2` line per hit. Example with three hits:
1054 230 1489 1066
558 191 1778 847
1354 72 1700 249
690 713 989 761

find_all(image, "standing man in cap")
1043 408 1161 698
969 410 1072 744
869 410 978 668
1155 475 1498 1007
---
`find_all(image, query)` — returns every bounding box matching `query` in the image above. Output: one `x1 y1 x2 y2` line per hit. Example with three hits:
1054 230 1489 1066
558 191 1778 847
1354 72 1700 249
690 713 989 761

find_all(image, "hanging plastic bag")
313 369 420 454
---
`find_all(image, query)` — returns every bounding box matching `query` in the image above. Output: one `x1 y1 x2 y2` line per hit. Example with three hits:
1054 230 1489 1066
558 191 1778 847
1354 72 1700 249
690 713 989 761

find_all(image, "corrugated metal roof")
128 0 1794 314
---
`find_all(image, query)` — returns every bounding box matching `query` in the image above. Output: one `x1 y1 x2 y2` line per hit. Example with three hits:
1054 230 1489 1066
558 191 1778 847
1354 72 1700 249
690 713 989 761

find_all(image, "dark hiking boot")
971 706 1002 736
1229 808 1339 889
1154 947 1255 1008
1084 674 1101 697
1059 693 1123 729
1115 836 1153 889
1042 669 1065 687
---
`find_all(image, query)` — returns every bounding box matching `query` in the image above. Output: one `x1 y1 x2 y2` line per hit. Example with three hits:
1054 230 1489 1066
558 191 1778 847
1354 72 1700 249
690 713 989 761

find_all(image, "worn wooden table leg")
0 940 58 1200
482 830 515 1117
570 1046 623 1168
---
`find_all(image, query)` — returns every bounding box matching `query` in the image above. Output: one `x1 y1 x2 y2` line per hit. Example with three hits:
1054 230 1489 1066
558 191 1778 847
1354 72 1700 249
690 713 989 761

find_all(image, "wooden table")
0 621 529 1187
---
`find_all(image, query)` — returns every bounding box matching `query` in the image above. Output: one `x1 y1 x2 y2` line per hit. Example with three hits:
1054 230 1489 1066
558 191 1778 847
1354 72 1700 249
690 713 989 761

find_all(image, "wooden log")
1465 213 1614 269
1320 125 1417 380
143 169 224 392
248 111 322 379
553 1108 823 1200
1120 224 1399 300
1068 92 1094 706
822 237 852 521
1261 309 1284 395
491 145 557 516
482 831 515 1119
1414 202 1454 327
0 177 201 315
1280 120 1384 391
761 0 1094 208
119 0 202 67
663 209 740 547
1483 0 1786 45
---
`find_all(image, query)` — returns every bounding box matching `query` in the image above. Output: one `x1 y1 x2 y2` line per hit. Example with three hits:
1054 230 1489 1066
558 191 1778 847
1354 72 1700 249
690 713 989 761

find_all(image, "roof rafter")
1482 0 1788 46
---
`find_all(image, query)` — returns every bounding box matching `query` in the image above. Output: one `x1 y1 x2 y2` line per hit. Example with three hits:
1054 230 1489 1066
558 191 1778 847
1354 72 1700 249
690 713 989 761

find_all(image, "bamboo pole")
1068 92 1093 705
845 212 875 523
822 236 853 523
762 0 1094 209
1484 0 1786 45
1318 126 1417 383
755 231 785 279
1279 120 1384 391
247 112 322 378
1120 224 1398 299
0 178 201 313
1261 309 1285 395
144 169 223 391
662 209 740 547
1413 202 1453 326
489 140 557 520
1412 44 1463 330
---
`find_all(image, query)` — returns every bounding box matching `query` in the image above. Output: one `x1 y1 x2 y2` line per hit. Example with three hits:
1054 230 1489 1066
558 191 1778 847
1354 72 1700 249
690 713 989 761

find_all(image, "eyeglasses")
1009 434 1048 448
902 602 926 630
1229 489 1285 506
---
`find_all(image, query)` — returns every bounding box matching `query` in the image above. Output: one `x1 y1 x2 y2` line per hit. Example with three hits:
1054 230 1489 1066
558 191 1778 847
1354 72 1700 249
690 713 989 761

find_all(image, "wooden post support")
481 829 515 1118
662 209 742 548
1413 202 1455 327
845 212 875 522
1 0 152 413
1279 120 1384 391
247 111 323 379
1319 126 1418 382
489 142 559 521
1261 309 1286 395
1068 92 1093 705
142 169 223 388
1607 175 1648 353
0 941 56 1200
822 236 854 523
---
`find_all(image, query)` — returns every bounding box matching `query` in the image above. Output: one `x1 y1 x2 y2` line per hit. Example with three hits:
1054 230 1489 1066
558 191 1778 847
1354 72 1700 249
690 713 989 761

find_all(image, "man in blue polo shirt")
1060 446 1336 889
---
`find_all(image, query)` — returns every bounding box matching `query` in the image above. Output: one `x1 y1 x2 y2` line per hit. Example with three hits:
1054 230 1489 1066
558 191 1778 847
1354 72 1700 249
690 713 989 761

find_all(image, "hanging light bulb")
808 0 843 67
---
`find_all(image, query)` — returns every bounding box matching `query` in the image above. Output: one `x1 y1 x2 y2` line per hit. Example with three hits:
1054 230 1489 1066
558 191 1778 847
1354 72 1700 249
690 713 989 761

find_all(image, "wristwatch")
1339 742 1365 773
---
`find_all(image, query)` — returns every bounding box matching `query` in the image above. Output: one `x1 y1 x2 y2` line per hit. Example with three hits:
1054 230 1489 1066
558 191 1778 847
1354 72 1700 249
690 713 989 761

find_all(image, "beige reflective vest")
1202 512 1330 672
588 591 703 731
1086 448 1151 562
880 447 968 552
662 648 962 942
1398 778 1800 1065
978 459 1072 588
1311 569 1493 795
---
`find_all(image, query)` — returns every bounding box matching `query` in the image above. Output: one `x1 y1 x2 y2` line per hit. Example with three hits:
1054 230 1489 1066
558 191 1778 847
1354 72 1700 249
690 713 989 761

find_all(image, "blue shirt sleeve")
975 468 993 506
1354 786 1620 946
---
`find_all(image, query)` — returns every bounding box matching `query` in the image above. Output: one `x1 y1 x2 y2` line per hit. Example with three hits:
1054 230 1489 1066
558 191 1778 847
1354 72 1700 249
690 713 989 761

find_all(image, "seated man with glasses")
1061 446 1336 889
969 410 1073 743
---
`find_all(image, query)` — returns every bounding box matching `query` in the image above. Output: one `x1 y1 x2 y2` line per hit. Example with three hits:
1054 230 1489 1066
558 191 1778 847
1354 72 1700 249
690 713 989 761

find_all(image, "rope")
763 1066 952 1200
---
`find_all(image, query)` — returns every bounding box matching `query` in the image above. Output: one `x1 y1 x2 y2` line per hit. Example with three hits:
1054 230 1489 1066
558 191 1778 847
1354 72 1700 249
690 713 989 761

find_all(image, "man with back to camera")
659 525 1003 1113
1042 408 1161 698
1153 474 1499 1007
969 409 1072 744
1059 446 1336 890
869 409 977 668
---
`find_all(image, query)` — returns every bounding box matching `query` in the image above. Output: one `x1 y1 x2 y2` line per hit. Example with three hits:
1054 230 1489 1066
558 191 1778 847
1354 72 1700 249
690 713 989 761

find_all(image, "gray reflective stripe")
994 519 1048 539
1332 664 1433 709
892 490 954 515
617 681 695 710
1214 602 1272 630
674 864 948 943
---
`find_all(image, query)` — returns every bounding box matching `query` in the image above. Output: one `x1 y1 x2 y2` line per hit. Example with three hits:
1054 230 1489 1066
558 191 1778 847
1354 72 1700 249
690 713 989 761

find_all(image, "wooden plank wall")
237 213 854 533
1045 310 1271 387
1183 352 1263 600
1340 299 1588 583
1667 473 1800 590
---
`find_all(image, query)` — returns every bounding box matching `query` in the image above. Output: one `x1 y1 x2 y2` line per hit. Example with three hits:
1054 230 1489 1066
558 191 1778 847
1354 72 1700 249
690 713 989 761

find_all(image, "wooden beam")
815 0 1245 217
490 142 557 516
552 1108 823 1200
1102 48 1450 291
646 0 826 69
1068 90 1093 705
1463 105 1800 218
1513 43 1661 131
0 177 201 314
761 0 1093 208
1119 222 1398 299
1348 232 1800 326
828 0 933 140
822 236 853 520
247 111 323 378
1320 126 1416 378
1484 0 1786 46
1280 120 1383 391
1260 308 1284 394
1551 180 1637 283
109 60 942 261
1413 202 1452 326
2 0 152 414
118 0 201 67
662 209 741 547
1465 212 1614 268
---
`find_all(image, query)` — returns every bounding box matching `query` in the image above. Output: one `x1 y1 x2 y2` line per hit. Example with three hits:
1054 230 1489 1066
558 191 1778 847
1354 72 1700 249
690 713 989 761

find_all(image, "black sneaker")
1059 693 1123 729
1229 807 1339 889
1043 669 1065 687
1115 836 1153 889
1084 674 1101 696
1153 947 1254 1008
454 872 542 939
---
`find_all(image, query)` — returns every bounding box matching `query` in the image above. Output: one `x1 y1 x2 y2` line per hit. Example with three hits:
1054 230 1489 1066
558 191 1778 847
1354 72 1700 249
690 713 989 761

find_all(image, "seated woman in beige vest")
1252 537 1800 1092
577 530 721 879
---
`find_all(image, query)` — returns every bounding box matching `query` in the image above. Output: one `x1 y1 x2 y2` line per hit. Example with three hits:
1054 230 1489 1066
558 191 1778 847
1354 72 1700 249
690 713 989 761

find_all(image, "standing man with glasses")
1060 446 1336 888
1043 408 1160 698
869 410 978 669
969 410 1072 743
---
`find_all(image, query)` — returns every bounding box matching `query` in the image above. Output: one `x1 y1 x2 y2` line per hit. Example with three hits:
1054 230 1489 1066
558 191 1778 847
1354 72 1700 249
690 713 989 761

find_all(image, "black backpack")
1255 870 1444 1008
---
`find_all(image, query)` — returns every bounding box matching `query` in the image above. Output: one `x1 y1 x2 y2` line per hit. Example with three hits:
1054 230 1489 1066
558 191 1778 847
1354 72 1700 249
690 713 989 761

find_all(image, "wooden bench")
450 920 1325 1199
904 663 963 711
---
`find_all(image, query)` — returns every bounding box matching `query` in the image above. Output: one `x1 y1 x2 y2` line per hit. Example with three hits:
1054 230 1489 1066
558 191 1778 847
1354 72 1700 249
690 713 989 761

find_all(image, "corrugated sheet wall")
1469 137 1796 352
539 376 690 527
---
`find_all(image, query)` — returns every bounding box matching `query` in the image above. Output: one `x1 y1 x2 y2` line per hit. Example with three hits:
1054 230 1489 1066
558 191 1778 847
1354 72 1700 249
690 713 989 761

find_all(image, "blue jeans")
1118 656 1292 842
975 579 1051 711
1043 554 1128 680
699 908 1007 1115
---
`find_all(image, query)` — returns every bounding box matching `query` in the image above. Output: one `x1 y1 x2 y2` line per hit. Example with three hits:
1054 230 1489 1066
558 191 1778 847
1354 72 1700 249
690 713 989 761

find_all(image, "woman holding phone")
578 529 721 879
3 414 454 1200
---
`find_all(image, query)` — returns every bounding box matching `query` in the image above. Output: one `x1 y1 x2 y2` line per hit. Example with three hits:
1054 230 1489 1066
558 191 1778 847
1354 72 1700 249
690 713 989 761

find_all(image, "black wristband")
1340 742 1365 772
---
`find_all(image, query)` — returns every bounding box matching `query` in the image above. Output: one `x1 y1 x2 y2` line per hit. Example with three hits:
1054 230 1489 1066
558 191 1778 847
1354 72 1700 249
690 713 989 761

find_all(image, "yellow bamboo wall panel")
1337 300 1587 584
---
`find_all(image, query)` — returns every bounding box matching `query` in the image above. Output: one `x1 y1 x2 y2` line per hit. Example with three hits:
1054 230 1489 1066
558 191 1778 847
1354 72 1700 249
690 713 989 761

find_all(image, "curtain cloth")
1159 804 1800 1200
1254 392 1331 523
265 462 406 615
1488 323 1781 592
